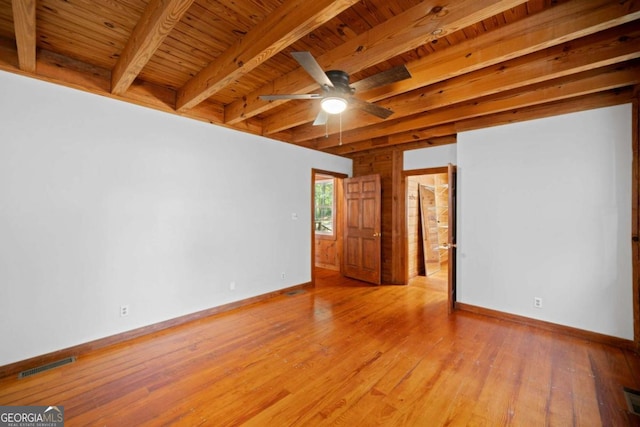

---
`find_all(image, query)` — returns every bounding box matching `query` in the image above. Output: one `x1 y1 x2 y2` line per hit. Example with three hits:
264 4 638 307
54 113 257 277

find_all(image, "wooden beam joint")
11 0 36 73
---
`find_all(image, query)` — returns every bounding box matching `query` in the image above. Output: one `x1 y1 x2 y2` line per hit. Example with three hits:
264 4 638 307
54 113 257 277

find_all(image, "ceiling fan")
259 51 411 126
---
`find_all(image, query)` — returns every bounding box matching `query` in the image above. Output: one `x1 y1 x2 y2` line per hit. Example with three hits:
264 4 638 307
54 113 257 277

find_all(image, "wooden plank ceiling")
0 0 639 157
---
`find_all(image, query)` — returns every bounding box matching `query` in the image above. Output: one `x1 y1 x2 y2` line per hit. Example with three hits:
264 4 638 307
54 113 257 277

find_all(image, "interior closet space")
407 172 449 279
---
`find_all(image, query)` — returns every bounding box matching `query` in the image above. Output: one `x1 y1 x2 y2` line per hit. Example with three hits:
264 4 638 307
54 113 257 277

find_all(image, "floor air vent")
19 356 76 379
624 387 640 416
285 289 306 296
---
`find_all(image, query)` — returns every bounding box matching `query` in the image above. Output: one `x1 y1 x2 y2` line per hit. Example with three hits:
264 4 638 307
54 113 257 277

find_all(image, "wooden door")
343 174 382 284
447 164 457 314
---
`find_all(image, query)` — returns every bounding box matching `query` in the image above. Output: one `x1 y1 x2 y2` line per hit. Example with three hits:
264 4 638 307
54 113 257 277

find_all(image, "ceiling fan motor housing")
325 70 354 95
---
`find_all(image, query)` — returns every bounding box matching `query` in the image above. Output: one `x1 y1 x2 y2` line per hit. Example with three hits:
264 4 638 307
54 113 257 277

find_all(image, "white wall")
404 143 456 170
0 71 352 366
457 105 633 339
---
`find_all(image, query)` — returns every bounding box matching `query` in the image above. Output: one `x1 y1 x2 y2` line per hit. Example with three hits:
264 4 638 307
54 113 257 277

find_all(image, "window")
314 178 334 235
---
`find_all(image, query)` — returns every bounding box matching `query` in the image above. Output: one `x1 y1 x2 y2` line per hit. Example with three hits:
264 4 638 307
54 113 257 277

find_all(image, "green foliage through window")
315 179 334 235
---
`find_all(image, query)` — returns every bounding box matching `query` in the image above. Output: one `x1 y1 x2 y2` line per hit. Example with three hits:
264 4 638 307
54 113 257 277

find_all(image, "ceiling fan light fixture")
321 96 348 114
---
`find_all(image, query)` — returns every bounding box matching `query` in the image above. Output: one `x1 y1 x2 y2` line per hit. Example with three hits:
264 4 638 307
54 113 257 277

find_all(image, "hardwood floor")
1 268 639 426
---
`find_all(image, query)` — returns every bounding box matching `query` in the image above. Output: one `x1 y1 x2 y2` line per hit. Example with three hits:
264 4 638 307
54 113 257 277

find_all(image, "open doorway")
406 167 450 292
311 169 347 286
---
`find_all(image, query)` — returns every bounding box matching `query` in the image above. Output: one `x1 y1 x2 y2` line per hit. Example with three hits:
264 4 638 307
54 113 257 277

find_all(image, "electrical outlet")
534 297 542 309
281 272 286 279
229 281 236 291
120 305 129 317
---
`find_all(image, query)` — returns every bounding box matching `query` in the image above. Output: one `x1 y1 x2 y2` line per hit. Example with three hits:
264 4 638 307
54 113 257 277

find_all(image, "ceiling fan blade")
351 64 411 92
350 98 394 119
291 51 334 88
259 94 322 100
313 109 329 126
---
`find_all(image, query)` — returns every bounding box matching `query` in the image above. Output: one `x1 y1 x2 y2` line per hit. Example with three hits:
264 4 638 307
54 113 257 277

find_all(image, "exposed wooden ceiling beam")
318 63 640 153
321 125 457 156
325 89 633 156
331 135 459 158
10 0 36 73
265 0 640 136
454 87 634 134
292 22 640 144
175 0 360 112
111 0 195 95
225 0 528 125
0 41 265 136
361 0 640 102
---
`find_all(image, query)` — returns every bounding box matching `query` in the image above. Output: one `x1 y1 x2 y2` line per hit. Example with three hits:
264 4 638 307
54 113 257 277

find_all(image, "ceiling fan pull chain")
339 113 343 146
